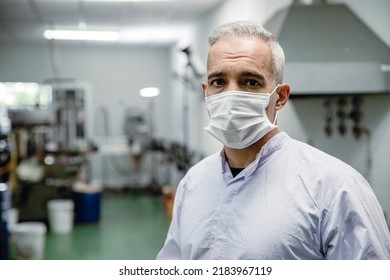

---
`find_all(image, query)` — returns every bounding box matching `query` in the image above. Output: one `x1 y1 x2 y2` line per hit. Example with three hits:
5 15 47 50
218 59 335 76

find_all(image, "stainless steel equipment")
264 0 390 95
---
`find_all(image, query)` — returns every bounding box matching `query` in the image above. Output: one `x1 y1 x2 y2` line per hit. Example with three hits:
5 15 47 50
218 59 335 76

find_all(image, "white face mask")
204 86 279 149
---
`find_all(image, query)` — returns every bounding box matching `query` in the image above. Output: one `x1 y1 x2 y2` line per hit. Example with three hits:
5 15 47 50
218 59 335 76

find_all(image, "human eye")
210 78 225 87
242 79 261 88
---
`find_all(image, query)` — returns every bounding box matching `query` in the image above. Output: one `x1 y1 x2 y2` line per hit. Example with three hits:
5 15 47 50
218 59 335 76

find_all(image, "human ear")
275 83 290 110
201 81 207 98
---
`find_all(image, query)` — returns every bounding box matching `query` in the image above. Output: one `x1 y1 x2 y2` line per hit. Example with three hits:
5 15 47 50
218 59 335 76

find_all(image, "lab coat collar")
220 132 291 181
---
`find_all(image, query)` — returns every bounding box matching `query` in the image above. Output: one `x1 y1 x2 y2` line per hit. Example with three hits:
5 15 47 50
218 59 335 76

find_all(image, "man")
157 21 390 259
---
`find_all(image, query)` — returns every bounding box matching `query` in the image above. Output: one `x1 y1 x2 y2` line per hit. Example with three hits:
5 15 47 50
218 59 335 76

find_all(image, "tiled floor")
43 192 170 260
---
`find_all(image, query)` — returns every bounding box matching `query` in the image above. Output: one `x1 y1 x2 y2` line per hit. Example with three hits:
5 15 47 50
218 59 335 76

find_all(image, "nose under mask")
204 86 279 149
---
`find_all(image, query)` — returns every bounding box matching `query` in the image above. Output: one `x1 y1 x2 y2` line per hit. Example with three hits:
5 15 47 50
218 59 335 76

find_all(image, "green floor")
43 192 170 260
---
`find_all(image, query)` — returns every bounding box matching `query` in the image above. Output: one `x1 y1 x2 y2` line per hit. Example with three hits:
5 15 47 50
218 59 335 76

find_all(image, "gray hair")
208 21 285 84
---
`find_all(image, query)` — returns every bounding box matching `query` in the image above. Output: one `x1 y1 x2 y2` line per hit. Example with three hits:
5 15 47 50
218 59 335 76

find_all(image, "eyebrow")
207 71 266 81
241 71 266 81
207 71 224 81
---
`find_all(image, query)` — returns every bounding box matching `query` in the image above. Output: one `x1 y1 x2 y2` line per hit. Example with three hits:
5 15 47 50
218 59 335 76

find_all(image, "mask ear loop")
271 84 280 125
270 84 280 96
273 111 279 125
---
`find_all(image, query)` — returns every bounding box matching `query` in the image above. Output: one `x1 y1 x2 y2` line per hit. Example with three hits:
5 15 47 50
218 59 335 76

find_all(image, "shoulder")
173 151 223 206
177 151 222 188
186 151 221 175
278 136 390 258
280 136 372 202
285 137 357 175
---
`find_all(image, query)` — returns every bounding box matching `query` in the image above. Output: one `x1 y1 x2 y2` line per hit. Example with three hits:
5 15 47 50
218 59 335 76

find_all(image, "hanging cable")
47 39 61 80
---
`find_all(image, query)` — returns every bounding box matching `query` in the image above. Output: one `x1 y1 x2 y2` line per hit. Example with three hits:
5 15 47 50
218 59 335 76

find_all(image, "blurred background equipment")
264 0 390 95
0 106 17 184
0 104 14 259
2 80 97 224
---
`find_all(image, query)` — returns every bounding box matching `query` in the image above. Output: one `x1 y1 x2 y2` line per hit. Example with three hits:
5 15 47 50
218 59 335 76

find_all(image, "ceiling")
0 0 226 45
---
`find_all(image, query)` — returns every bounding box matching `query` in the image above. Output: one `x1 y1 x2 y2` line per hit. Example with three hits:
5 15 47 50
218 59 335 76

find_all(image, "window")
0 82 52 108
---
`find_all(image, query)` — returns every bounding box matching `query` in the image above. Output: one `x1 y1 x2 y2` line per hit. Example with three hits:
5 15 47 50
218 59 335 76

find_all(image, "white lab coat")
157 132 390 259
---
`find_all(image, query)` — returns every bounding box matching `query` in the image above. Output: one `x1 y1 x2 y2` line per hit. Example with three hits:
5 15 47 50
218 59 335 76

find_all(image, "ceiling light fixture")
139 87 160 98
43 29 120 41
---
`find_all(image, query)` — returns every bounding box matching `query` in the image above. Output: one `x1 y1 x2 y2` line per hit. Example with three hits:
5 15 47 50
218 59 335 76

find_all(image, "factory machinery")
2 80 97 226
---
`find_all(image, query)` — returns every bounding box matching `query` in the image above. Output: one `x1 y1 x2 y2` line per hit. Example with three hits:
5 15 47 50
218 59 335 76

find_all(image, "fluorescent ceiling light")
43 29 120 41
140 87 160 98
43 25 193 44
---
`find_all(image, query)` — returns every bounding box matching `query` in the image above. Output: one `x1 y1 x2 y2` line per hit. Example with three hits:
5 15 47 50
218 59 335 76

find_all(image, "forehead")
207 36 272 73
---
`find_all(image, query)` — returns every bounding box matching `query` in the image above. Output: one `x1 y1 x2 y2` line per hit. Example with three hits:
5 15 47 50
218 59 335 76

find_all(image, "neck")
224 129 279 168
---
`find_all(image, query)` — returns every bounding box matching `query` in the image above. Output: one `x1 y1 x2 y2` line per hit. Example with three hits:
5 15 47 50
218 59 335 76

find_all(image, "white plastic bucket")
47 199 74 234
10 222 47 260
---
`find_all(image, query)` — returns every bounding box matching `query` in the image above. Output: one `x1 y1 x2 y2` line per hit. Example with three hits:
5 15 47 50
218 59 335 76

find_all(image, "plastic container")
72 182 101 223
0 183 10 259
47 199 74 234
10 222 46 260
73 191 101 223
